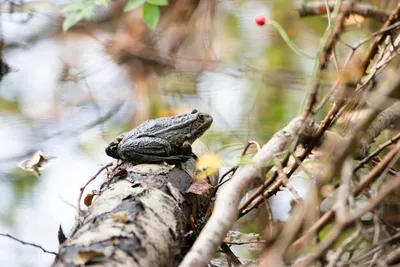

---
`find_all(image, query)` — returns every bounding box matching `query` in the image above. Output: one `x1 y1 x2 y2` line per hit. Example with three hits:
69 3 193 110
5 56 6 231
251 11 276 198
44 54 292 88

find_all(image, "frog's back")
126 114 191 138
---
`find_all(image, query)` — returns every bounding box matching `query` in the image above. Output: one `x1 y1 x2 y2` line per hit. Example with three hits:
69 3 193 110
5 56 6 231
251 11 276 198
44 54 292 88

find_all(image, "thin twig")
354 133 400 173
75 163 113 225
336 157 353 220
0 233 58 256
302 0 350 120
289 141 400 254
326 225 361 267
217 140 261 187
348 231 400 264
262 199 309 266
224 240 266 245
274 159 302 202
220 242 242 266
359 2 400 75
199 140 263 231
294 173 400 267
240 101 344 218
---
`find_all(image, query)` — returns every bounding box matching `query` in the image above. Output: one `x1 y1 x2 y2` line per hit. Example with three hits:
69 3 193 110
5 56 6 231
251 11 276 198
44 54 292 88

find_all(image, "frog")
105 109 213 163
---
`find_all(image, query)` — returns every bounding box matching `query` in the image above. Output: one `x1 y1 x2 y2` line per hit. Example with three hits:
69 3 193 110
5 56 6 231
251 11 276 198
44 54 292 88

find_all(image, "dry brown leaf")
84 193 95 207
19 150 55 176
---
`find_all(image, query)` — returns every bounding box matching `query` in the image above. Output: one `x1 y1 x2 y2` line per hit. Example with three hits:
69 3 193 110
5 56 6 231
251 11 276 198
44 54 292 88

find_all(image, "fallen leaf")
19 151 56 176
84 193 95 207
196 154 220 180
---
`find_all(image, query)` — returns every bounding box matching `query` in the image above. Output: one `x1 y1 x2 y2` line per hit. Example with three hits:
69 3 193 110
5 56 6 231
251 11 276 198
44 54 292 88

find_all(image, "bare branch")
239 101 343 218
274 159 302 202
362 102 400 144
180 117 315 267
303 1 353 120
354 132 400 172
0 233 57 256
288 141 400 255
294 173 400 267
325 225 361 267
73 163 113 233
360 2 400 75
296 1 391 23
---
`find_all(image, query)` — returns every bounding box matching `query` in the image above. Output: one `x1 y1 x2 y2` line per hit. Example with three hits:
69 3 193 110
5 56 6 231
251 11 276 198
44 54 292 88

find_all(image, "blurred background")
0 0 394 265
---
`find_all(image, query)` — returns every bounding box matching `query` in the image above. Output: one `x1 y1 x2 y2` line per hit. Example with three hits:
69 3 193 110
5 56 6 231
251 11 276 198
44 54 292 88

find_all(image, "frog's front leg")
180 140 192 156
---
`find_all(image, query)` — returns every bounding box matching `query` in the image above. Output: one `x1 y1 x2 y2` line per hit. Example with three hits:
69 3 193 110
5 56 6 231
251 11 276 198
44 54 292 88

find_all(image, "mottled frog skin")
105 110 213 163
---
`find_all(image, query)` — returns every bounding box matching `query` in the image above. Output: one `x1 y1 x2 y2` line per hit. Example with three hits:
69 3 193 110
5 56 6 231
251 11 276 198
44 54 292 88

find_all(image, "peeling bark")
53 159 206 267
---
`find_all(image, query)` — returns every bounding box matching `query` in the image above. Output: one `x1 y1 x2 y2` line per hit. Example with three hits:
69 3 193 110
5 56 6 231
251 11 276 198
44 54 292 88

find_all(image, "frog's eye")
191 109 198 114
197 114 205 122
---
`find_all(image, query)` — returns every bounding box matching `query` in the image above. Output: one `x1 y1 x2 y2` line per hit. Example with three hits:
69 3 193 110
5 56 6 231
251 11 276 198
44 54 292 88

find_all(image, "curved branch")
357 101 400 159
180 117 315 267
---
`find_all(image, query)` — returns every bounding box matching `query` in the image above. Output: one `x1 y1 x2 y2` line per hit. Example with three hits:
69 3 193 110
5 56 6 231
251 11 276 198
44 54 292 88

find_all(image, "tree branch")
288 141 400 255
180 117 315 267
0 233 57 256
296 1 391 23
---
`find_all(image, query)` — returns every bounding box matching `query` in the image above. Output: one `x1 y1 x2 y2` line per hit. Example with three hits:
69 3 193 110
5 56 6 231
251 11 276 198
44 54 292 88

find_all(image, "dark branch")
0 233 58 256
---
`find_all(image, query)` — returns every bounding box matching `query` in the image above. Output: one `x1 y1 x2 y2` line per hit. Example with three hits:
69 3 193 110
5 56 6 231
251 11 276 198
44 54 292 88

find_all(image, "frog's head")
187 109 213 143
105 134 125 159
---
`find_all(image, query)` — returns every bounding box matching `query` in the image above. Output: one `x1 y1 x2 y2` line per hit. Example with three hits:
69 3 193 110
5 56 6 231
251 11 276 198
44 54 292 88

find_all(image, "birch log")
53 158 203 267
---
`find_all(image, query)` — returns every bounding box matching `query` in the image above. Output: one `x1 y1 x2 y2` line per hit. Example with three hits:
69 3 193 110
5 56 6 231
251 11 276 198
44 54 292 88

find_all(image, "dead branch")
383 246 400 265
294 174 400 267
180 117 315 267
325 225 361 267
74 163 113 228
296 1 391 23
0 233 57 256
288 141 400 255
239 102 343 218
354 132 400 172
274 159 302 202
303 1 353 120
261 199 308 267
360 2 400 75
357 101 400 158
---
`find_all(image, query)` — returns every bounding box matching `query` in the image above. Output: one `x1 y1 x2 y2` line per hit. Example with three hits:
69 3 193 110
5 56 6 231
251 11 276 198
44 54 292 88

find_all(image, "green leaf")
124 0 146 11
61 3 83 13
143 3 160 29
63 12 84 32
146 0 168 6
81 4 94 19
94 0 109 6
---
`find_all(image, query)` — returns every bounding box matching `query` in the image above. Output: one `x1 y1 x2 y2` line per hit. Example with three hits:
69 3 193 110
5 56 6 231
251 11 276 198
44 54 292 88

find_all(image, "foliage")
62 0 109 32
62 0 168 31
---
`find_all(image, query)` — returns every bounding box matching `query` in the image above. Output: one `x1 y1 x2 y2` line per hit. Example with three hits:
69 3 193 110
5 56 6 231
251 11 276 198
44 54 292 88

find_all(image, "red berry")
255 15 266 26
319 6 327 13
